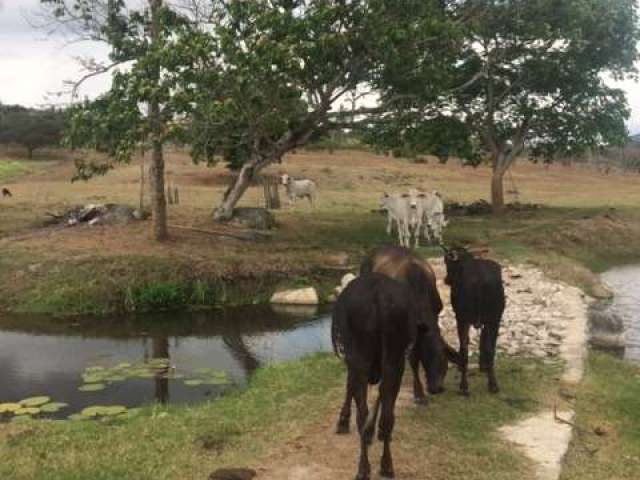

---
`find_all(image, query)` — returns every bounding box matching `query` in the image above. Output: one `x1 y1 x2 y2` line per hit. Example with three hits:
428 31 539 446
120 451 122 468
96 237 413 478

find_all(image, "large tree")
181 0 378 220
369 0 639 211
41 0 195 240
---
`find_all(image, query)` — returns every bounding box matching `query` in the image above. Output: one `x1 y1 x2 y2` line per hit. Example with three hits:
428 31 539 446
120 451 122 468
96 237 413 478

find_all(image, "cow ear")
418 193 426 198
383 192 389 197
401 193 410 198
433 190 442 198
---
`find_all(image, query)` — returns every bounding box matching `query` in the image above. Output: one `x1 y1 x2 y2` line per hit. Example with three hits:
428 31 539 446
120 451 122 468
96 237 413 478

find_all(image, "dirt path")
256 386 424 480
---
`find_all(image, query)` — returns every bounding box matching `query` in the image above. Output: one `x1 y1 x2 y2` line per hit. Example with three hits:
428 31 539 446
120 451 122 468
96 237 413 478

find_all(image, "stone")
589 332 626 350
270 287 319 305
589 309 625 334
228 207 275 230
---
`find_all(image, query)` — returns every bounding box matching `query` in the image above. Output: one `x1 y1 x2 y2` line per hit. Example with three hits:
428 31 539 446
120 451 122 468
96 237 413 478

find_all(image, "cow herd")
332 245 505 480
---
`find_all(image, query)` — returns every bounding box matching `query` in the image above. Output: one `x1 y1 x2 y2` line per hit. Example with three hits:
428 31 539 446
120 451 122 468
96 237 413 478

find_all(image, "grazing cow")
360 245 459 404
332 269 448 480
1 188 11 198
442 245 505 395
379 193 413 248
407 189 448 245
280 174 317 206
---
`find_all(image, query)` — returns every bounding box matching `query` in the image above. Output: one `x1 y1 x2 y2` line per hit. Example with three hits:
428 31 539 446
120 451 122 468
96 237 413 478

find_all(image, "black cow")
332 270 448 480
360 245 458 404
1 188 11 197
443 246 505 395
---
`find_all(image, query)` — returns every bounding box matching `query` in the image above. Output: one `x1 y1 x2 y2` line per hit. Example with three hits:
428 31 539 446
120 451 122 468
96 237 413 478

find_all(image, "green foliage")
125 282 188 312
368 0 640 205
0 105 63 157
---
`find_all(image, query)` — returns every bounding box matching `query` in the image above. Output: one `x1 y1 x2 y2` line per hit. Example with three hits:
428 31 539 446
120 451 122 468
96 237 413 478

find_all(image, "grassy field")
0 354 564 480
1 148 640 314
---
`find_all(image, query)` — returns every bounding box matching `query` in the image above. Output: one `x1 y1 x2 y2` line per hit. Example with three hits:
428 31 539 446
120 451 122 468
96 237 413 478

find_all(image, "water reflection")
602 265 640 362
0 304 332 418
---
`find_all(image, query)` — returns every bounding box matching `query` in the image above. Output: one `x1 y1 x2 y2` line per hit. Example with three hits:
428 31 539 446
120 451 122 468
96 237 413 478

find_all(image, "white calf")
281 174 317 206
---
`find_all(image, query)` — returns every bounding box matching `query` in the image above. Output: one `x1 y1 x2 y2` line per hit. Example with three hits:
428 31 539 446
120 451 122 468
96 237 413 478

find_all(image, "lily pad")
0 403 22 413
85 366 105 372
15 407 40 415
40 402 69 413
115 363 132 369
19 396 51 407
11 415 34 423
101 405 127 416
184 379 204 386
68 413 89 421
79 383 106 392
105 375 127 382
82 374 105 383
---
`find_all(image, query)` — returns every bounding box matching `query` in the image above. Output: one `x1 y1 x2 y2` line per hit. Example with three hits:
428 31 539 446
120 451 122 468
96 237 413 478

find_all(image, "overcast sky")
1 0 640 134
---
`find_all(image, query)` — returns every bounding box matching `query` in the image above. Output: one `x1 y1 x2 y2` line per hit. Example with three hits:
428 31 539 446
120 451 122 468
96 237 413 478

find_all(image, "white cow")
281 174 317 207
380 192 413 247
412 190 447 244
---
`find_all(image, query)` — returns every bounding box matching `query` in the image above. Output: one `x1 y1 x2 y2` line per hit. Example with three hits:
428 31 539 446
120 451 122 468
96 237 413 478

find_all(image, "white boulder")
270 287 319 305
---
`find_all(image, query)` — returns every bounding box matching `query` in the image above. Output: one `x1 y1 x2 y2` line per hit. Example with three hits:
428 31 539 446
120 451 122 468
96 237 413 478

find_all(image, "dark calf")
332 270 446 480
443 246 505 395
360 245 458 405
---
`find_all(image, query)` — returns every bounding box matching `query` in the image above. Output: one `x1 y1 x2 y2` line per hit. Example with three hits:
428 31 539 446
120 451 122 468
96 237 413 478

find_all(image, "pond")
601 265 640 362
0 305 332 420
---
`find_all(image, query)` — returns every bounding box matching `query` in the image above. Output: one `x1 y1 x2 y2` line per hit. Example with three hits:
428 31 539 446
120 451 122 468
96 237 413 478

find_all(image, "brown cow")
360 245 459 404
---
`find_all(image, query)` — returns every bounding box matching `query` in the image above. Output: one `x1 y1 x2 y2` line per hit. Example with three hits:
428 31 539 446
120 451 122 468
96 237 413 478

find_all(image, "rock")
228 207 275 230
270 287 319 305
591 283 614 300
209 468 257 480
589 332 626 350
590 309 625 334
340 273 357 289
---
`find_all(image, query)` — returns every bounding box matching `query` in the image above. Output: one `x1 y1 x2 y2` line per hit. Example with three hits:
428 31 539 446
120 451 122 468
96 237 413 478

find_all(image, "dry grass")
1 148 640 313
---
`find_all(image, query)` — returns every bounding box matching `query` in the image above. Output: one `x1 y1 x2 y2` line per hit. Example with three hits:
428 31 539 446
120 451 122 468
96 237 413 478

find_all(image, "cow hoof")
489 384 500 394
335 422 350 435
380 468 394 479
354 474 370 480
459 389 470 397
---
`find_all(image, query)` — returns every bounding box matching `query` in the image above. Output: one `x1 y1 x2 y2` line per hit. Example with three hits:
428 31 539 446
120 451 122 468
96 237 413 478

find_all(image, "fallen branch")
168 224 271 242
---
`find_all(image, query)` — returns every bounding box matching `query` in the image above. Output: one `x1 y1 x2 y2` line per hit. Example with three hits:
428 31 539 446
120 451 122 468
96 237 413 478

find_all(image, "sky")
1 0 640 134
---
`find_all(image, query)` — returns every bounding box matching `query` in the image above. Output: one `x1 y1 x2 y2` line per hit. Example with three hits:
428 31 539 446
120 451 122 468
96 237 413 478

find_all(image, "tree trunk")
148 0 168 240
139 153 145 212
491 166 506 212
27 147 34 159
213 162 257 221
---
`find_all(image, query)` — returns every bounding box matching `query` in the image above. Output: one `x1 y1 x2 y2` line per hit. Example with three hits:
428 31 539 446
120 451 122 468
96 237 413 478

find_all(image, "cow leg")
378 359 404 479
457 321 471 396
336 368 355 434
353 375 371 480
409 341 427 405
480 323 500 393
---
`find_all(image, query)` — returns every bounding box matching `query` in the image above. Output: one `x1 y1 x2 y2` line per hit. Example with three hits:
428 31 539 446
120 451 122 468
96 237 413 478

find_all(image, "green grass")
0 160 31 181
561 353 640 480
0 354 562 480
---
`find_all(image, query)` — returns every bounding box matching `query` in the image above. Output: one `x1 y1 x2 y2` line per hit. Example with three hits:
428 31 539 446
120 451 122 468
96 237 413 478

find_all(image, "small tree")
370 0 639 211
0 106 63 158
181 0 378 220
41 0 195 240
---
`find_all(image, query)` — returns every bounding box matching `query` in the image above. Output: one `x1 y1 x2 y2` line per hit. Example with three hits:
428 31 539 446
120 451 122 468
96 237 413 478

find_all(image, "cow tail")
331 300 348 358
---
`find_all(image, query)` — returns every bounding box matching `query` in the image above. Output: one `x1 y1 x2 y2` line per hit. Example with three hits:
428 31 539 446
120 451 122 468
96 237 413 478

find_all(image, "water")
0 304 332 419
601 265 640 362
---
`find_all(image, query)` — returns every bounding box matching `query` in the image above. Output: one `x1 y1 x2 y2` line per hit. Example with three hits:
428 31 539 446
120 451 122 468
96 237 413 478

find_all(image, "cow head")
442 245 471 285
280 174 291 186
